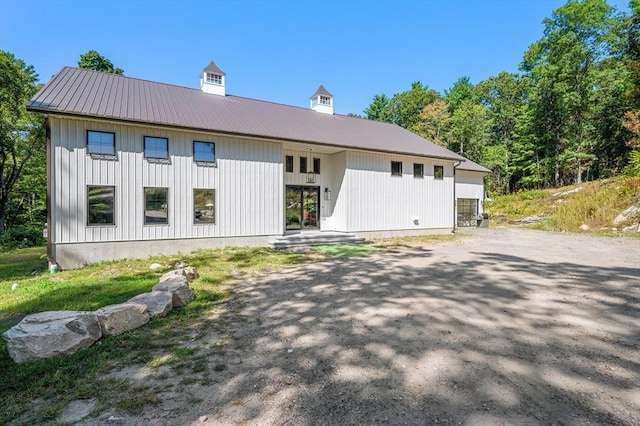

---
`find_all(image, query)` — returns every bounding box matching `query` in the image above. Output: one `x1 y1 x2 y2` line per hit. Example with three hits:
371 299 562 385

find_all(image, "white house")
27 62 489 268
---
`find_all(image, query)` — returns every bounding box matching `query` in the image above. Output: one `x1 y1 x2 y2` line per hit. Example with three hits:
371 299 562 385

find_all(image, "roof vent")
310 85 333 114
200 61 226 96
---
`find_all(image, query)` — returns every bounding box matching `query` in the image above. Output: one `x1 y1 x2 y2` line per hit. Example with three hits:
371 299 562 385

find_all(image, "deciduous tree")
78 50 124 75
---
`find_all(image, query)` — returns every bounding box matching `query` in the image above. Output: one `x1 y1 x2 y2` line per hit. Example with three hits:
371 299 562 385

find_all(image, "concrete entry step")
269 231 365 249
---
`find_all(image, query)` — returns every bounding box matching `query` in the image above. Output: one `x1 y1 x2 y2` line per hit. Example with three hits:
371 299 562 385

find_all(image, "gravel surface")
79 229 640 425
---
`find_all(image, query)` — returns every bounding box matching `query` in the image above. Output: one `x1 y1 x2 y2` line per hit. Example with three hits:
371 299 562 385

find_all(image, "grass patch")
314 243 378 257
487 177 640 234
0 245 320 424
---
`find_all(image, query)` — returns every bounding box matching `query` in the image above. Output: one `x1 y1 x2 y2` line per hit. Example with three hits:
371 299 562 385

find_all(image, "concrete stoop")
270 231 365 249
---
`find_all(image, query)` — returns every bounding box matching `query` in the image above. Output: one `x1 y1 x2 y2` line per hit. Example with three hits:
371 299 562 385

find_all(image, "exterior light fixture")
324 188 331 200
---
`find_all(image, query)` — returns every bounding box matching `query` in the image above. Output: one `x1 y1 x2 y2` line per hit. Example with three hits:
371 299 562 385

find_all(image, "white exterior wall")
49 116 283 249
455 170 486 215
333 151 455 232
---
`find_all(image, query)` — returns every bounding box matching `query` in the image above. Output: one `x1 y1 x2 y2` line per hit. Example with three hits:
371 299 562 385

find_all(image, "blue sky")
0 0 631 115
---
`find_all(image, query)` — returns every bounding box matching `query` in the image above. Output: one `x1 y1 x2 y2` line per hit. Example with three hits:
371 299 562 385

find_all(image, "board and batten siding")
455 170 485 214
332 151 455 232
49 116 283 245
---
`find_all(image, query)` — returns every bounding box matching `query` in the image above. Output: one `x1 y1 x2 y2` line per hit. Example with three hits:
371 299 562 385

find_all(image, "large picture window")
194 189 215 224
87 130 115 155
391 161 403 176
194 141 215 163
144 136 168 159
87 186 115 225
144 187 168 224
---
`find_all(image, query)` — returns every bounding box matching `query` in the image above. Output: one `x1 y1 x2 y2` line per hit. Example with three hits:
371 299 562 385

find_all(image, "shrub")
0 225 45 249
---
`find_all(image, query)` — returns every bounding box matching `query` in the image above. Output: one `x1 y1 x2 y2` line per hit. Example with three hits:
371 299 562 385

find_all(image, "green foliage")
624 149 640 175
78 50 124 75
0 225 44 249
0 51 45 235
363 94 391 122
444 76 479 112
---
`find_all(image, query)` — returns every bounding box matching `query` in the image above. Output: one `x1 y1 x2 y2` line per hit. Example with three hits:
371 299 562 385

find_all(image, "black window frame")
87 130 116 155
300 157 308 174
193 141 216 163
413 163 424 178
144 187 169 225
391 161 403 176
285 155 294 173
313 157 321 175
193 188 216 225
434 165 444 180
143 136 169 159
87 185 116 226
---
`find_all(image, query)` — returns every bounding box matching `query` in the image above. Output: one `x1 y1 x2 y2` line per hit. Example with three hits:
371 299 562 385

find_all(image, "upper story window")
194 141 216 163
300 157 308 174
285 155 294 173
414 163 424 178
434 165 444 180
144 136 168 159
319 95 331 105
206 73 222 85
391 161 403 176
313 158 321 174
87 130 115 155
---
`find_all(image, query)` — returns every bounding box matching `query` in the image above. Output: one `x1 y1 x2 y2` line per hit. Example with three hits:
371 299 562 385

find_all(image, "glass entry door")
286 186 319 231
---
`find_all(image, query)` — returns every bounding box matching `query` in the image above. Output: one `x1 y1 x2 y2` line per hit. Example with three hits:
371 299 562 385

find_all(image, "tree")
445 76 478 113
446 101 491 163
78 50 124 75
0 51 45 234
364 94 391 122
414 99 450 145
386 81 440 131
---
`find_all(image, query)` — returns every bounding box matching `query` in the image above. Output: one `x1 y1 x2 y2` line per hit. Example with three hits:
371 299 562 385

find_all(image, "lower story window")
144 187 168 224
87 186 115 225
194 189 215 224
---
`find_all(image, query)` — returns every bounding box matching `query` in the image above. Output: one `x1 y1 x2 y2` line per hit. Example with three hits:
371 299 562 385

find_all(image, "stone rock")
152 279 195 307
2 311 102 364
553 187 583 197
128 291 173 318
580 224 590 231
159 267 198 283
159 270 189 285
613 205 640 226
622 223 640 233
184 266 199 281
94 303 150 337
149 263 164 271
58 398 97 424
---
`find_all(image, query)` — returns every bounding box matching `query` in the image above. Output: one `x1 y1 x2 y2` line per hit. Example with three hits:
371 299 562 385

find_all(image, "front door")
286 186 320 231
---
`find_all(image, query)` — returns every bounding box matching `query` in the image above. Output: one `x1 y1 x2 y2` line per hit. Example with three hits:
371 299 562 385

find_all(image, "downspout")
45 116 56 270
452 161 461 233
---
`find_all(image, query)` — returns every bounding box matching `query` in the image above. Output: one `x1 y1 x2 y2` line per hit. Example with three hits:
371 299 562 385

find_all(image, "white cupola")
310 85 333 114
200 61 226 96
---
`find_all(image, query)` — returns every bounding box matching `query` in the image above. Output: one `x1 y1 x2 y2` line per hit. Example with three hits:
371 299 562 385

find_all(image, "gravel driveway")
85 229 640 425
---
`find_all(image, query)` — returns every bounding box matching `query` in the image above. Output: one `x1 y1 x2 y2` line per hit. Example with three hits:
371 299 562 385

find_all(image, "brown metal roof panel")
457 158 491 173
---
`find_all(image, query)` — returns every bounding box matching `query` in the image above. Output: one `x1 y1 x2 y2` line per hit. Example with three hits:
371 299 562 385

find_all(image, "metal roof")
27 67 467 161
310 85 333 99
203 61 225 76
457 158 491 173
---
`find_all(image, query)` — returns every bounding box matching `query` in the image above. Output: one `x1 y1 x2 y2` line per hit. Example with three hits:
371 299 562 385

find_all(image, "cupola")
310 85 333 114
200 61 226 96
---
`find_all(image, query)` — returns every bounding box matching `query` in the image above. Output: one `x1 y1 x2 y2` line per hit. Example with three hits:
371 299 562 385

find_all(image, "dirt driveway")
86 229 640 425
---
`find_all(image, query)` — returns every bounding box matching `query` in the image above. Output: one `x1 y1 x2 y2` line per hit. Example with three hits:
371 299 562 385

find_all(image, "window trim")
391 161 403 176
285 155 294 173
144 187 169 225
413 163 424 178
143 135 169 159
434 165 444 180
319 95 331 105
193 188 216 225
193 140 216 163
86 130 116 156
87 185 116 226
300 157 308 174
206 72 222 85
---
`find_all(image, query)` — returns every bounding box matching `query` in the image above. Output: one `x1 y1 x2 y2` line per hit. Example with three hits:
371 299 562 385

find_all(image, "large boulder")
158 272 188 285
2 311 102 364
128 291 173 318
94 303 150 337
613 205 640 227
152 279 195 307
159 267 198 283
